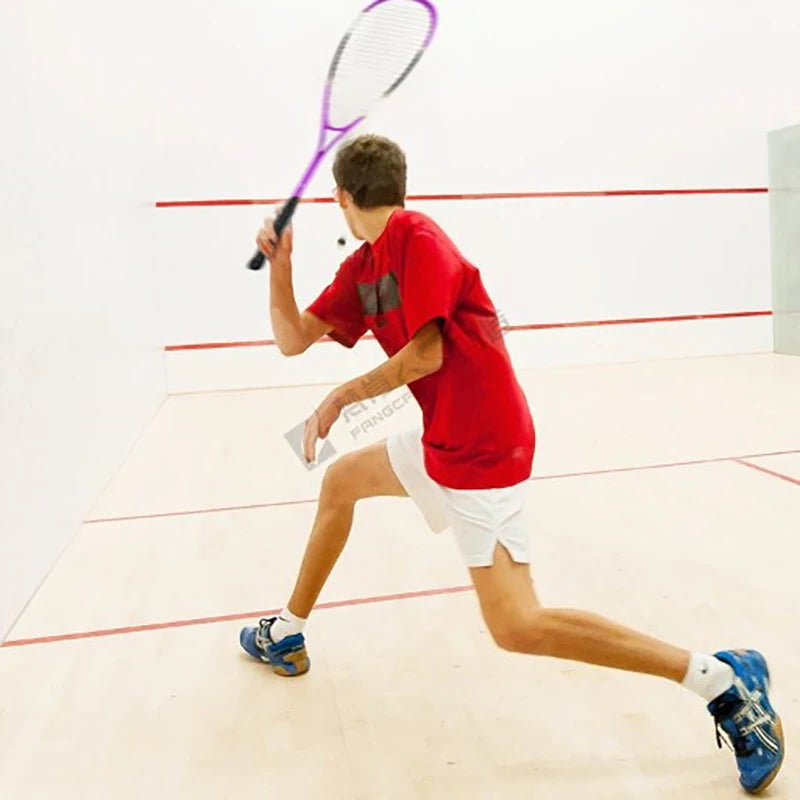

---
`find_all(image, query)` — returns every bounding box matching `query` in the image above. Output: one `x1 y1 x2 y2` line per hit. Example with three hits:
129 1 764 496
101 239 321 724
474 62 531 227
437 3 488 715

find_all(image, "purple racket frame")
247 0 438 270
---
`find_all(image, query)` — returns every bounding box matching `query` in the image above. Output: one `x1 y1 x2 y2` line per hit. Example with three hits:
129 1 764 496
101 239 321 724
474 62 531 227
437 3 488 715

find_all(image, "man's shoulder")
396 209 439 235
390 210 452 256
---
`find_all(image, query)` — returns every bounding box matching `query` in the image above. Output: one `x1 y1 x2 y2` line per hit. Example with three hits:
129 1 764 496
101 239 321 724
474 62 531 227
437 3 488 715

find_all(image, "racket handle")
246 196 301 271
247 250 267 271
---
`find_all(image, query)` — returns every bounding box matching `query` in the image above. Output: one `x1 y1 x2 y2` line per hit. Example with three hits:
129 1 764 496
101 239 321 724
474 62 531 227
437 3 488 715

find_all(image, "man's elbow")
427 347 444 374
411 326 444 376
277 339 307 357
417 341 444 376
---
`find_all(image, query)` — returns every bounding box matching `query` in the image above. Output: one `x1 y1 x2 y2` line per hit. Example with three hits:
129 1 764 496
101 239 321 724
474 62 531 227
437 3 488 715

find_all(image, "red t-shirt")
307 209 535 489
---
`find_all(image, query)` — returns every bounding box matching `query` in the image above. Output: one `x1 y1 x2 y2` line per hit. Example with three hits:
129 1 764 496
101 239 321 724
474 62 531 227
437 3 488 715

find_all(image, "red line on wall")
166 337 293 351
164 310 773 352
165 334 366 351
733 459 800 488
498 310 772 332
155 187 768 208
0 585 475 649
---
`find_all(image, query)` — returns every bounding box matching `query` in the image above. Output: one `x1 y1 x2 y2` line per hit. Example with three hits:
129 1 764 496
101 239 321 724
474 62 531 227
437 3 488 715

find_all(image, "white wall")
1 1 795 632
158 194 775 392
0 2 167 637
150 0 799 390
769 123 800 355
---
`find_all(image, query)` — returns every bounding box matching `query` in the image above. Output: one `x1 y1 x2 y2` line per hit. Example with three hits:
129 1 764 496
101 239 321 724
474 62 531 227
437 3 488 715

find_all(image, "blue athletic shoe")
708 650 784 794
239 617 310 677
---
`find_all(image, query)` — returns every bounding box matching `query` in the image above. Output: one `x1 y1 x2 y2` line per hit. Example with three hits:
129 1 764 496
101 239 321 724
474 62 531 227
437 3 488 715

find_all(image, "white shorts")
386 428 531 568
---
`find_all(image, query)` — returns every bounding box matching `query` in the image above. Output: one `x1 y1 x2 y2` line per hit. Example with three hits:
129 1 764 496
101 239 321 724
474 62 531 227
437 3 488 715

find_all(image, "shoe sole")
272 648 311 678
747 716 785 795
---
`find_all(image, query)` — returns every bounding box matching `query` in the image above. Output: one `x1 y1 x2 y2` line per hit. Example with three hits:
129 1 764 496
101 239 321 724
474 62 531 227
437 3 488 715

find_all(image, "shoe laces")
713 678 774 757
255 617 276 650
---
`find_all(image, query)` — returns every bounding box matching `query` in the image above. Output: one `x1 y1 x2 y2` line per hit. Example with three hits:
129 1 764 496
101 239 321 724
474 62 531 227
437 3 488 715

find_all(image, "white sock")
269 608 307 643
681 652 735 701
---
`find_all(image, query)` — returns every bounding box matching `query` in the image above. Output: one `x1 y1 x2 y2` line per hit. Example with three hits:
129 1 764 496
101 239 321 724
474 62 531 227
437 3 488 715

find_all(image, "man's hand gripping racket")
247 0 438 269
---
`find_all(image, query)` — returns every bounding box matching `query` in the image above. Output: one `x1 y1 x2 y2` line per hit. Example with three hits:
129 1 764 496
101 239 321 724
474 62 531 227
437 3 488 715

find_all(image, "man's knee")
488 611 549 655
320 452 362 505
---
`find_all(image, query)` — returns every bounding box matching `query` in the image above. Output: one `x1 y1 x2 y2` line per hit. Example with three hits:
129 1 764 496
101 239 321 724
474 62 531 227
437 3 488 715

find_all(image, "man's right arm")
257 218 333 356
271 278 332 355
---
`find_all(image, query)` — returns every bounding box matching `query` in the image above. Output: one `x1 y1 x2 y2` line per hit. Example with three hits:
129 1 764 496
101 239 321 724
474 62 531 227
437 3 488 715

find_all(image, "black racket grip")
246 196 301 270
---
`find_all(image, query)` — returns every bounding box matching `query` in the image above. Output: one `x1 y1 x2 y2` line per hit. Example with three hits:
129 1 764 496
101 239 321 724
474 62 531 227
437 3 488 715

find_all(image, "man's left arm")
302 320 443 463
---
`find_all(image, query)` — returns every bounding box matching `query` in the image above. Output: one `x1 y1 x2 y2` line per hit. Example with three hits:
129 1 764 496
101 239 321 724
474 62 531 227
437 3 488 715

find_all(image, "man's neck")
358 206 403 244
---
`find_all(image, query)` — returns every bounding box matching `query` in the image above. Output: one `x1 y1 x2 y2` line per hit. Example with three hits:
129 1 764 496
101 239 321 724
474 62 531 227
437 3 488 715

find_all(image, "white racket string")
328 0 434 128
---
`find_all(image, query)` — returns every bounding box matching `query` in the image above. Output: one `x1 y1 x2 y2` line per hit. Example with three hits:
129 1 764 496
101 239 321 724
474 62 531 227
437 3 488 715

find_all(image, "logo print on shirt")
357 271 400 317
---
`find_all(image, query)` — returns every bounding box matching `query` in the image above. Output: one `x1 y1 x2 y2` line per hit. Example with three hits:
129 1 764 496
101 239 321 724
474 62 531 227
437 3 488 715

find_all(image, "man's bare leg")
467 543 785 792
469 542 689 680
286 440 407 618
239 440 406 673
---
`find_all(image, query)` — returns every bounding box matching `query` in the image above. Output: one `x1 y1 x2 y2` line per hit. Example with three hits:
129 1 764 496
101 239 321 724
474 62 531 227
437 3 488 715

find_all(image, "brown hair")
332 135 406 209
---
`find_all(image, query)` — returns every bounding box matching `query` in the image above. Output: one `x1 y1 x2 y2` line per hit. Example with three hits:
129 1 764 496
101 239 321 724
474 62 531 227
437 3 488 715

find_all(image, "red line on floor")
7 450 799 650
733 459 800 488
0 585 474 649
155 187 768 208
85 498 316 524
533 456 728 481
529 448 800 481
83 448 800 525
164 310 772 352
